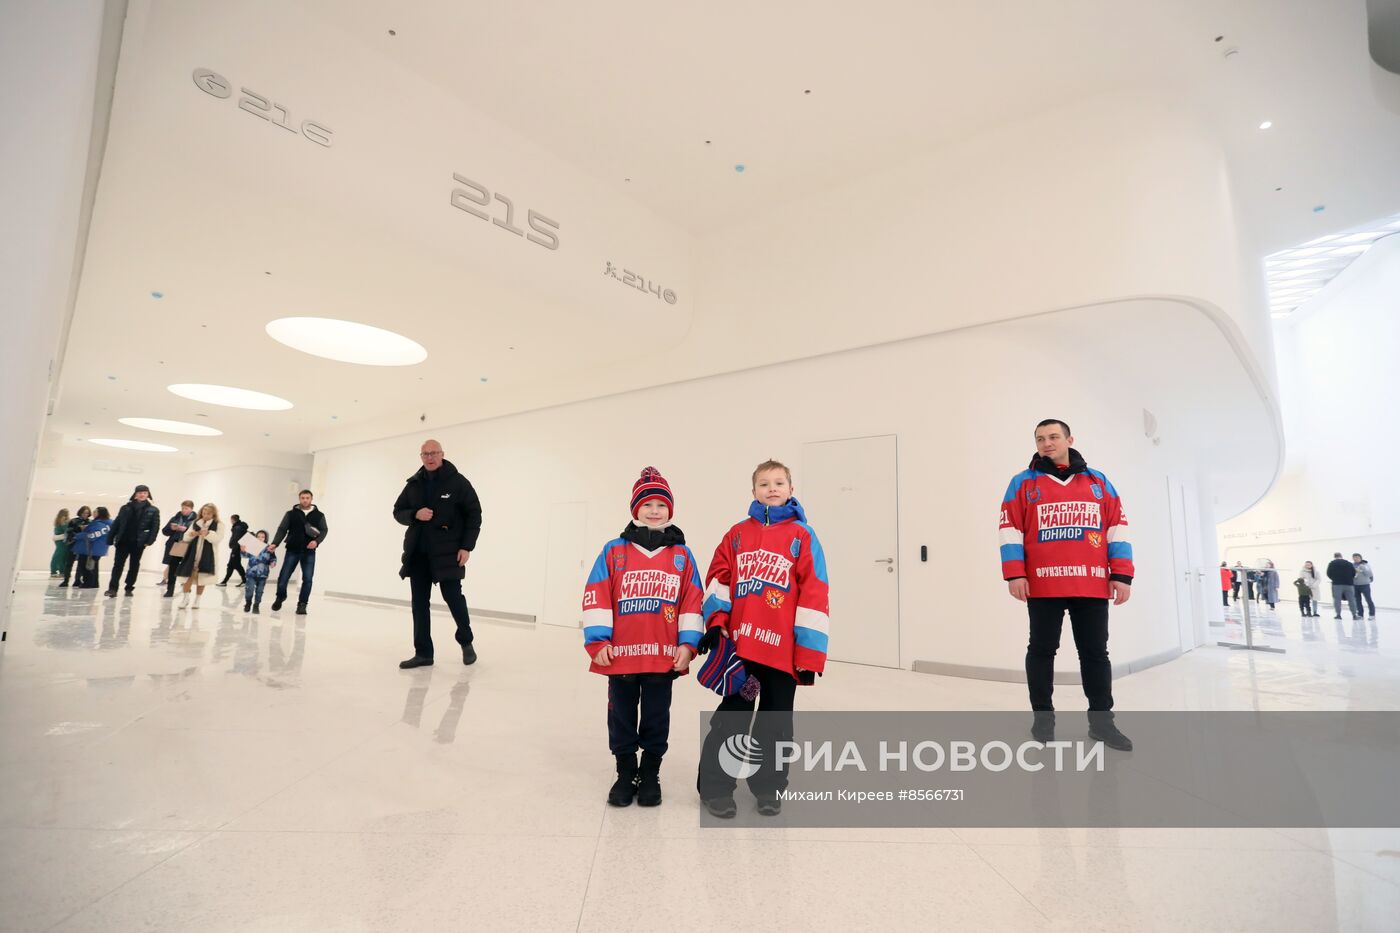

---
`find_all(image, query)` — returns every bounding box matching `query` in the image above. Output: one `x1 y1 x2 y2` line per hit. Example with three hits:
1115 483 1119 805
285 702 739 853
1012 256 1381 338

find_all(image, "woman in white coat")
176 503 223 609
1297 560 1322 617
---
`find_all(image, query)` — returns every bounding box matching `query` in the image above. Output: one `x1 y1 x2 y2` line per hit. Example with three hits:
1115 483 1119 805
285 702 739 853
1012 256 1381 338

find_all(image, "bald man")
393 439 484 668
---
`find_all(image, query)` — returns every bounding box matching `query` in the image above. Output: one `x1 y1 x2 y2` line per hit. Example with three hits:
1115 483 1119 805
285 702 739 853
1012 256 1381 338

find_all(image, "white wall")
184 462 313 542
0 0 116 616
313 297 1268 675
1218 235 1400 608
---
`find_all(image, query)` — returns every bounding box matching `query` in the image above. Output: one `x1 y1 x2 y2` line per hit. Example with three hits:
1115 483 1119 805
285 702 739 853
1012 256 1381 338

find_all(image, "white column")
0 0 116 631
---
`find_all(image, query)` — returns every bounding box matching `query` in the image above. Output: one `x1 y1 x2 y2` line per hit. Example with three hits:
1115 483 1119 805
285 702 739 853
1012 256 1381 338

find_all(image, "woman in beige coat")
176 503 223 609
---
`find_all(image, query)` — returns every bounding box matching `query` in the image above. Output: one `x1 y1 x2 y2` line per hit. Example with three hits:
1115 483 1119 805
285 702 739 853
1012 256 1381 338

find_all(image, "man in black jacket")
217 514 250 587
1326 552 1359 620
393 439 483 669
268 490 328 615
105 485 160 597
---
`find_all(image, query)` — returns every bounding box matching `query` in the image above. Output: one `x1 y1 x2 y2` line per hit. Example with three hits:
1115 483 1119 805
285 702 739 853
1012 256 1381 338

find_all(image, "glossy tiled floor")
2 577 1398 932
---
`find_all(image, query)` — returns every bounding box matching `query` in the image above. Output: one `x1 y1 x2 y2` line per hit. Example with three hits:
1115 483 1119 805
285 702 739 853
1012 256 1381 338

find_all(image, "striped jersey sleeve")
582 541 619 658
1092 469 1135 582
702 534 735 631
677 546 704 648
999 471 1031 580
792 523 831 674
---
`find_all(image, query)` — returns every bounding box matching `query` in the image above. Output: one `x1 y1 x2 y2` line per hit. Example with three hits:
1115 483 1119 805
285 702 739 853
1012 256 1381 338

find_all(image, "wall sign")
604 261 677 304
450 174 560 250
192 68 333 147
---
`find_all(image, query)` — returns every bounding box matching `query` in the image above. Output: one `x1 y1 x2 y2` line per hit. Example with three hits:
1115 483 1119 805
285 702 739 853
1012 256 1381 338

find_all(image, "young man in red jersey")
583 467 703 808
1000 420 1134 751
696 460 831 818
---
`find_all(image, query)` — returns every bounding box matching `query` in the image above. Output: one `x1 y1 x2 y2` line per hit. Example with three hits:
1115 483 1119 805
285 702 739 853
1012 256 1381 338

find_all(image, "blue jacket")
244 547 277 580
73 519 112 558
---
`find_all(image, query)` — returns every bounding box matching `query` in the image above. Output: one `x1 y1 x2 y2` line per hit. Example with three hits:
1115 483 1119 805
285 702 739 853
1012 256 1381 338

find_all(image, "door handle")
875 558 893 564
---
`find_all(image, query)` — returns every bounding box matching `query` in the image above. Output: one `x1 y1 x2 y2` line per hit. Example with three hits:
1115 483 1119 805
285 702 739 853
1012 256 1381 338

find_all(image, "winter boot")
636 751 663 807
607 753 639 807
1031 711 1056 744
1088 711 1133 751
178 592 191 609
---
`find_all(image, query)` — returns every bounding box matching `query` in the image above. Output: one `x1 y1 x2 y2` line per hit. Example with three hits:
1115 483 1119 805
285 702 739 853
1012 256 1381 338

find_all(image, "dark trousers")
245 576 268 607
697 660 799 799
1231 582 1241 601
164 557 181 596
409 555 473 658
607 673 674 757
275 549 316 606
1299 595 1313 615
107 543 146 592
77 557 102 588
1025 597 1113 712
1355 584 1375 618
60 551 78 585
1221 590 1230 607
220 549 246 585
1332 584 1358 619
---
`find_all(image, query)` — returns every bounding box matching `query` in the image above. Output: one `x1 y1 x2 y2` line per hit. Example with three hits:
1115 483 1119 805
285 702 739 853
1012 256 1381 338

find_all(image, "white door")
800 435 900 668
541 502 587 628
1165 478 1202 651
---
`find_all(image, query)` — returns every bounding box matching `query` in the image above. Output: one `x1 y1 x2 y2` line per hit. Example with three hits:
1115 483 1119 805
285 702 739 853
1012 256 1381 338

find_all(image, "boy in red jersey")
1000 419 1134 750
696 460 831 818
583 468 703 807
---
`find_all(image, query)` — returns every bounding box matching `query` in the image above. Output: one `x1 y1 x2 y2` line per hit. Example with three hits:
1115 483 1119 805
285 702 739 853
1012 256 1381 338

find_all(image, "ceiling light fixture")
118 417 223 437
1258 120 1273 130
87 438 180 453
265 317 427 366
167 383 293 411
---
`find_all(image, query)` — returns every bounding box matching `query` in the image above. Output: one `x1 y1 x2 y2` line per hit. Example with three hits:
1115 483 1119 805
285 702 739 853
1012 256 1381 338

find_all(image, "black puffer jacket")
393 459 483 582
110 499 161 547
273 506 328 551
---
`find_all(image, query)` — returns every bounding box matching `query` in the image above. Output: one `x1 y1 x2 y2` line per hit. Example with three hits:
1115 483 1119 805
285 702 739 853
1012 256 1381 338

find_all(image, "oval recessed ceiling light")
168 384 293 411
118 417 223 437
1259 120 1273 130
265 317 427 366
87 438 180 453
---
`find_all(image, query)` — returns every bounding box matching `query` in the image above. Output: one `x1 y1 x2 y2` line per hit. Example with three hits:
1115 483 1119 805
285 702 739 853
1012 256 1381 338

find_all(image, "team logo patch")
731 533 742 551
1026 487 1041 504
673 554 686 572
614 557 626 573
662 604 677 623
764 589 785 609
1087 531 1104 549
789 538 801 559
1090 484 1103 500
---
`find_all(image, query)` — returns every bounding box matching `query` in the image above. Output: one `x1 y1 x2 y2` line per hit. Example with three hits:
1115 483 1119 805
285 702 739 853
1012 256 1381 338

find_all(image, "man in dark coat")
269 491 328 615
217 514 250 587
393 439 483 669
105 484 160 597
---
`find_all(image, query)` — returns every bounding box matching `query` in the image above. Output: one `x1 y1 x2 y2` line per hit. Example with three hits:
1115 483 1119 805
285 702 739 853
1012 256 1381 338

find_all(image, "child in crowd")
242 530 276 614
583 467 704 808
695 459 830 818
1293 575 1314 617
72 507 112 589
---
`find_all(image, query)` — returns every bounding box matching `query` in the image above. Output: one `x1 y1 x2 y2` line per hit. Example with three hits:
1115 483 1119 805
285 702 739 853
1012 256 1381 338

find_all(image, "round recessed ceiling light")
168 383 293 411
118 417 223 437
87 438 180 453
1259 120 1273 130
265 317 427 366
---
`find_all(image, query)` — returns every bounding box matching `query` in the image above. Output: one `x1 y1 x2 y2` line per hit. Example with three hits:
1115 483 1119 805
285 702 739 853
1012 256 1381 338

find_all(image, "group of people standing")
1221 553 1378 620
48 486 330 616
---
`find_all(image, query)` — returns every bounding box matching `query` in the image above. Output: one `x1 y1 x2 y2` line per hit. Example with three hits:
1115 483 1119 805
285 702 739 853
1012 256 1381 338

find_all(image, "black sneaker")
1088 714 1133 751
104 590 117 598
57 582 69 588
215 582 227 588
607 754 639 807
462 643 477 665
124 588 134 596
243 603 252 612
702 796 737 819
756 795 782 817
271 597 284 611
252 605 260 615
399 656 434 669
1031 712 1056 744
636 751 662 807
295 604 307 616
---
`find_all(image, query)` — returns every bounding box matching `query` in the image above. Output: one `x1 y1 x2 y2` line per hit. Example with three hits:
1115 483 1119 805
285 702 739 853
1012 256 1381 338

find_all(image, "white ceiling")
51 0 1400 462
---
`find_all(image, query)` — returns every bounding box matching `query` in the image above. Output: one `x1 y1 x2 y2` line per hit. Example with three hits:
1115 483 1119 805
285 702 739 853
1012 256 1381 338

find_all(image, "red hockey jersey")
702 499 830 678
999 457 1133 599
582 536 704 676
